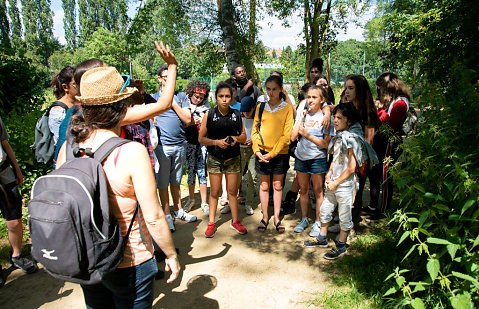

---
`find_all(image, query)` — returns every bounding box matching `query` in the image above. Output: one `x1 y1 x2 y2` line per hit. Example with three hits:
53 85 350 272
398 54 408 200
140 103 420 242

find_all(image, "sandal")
257 219 268 232
275 220 285 233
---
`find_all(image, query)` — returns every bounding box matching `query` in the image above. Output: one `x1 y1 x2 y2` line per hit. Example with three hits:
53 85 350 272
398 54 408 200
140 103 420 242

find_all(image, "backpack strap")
46 101 69 117
255 100 267 147
93 137 130 163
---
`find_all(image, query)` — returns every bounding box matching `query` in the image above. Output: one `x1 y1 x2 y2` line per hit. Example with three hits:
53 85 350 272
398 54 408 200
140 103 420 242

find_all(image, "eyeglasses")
160 75 168 79
120 74 130 94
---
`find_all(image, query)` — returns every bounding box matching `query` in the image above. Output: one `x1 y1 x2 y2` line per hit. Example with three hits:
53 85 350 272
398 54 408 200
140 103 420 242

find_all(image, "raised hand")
154 41 177 66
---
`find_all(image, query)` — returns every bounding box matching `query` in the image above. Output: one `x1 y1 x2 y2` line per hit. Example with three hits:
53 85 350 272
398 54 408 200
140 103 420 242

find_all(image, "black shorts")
255 153 290 175
0 167 22 221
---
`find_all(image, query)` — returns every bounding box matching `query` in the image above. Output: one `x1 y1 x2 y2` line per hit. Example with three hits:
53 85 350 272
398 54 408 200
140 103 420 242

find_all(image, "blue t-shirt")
152 91 190 146
229 101 241 111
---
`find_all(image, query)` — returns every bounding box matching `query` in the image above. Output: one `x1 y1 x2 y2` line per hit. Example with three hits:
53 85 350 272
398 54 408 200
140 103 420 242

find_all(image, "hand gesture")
216 139 229 149
255 151 270 163
298 125 307 137
325 179 338 191
164 255 180 284
245 79 254 90
155 41 178 66
321 110 331 130
245 139 252 146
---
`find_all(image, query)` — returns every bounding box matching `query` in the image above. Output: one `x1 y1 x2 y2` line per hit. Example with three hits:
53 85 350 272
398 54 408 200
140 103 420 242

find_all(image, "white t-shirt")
294 110 334 161
242 118 254 141
330 138 355 188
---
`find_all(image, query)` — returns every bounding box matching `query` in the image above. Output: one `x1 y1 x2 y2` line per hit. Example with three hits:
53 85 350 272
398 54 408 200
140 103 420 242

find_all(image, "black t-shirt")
206 107 242 160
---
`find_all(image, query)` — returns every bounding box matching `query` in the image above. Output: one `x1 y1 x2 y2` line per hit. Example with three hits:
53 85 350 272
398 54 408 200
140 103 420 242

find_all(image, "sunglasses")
120 75 131 94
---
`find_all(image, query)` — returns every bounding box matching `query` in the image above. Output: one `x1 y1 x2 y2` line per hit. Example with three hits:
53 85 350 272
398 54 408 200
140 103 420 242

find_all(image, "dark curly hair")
185 80 210 105
333 102 361 128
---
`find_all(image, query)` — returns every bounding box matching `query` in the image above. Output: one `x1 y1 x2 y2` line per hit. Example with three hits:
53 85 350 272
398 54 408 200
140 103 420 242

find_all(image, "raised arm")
121 41 178 125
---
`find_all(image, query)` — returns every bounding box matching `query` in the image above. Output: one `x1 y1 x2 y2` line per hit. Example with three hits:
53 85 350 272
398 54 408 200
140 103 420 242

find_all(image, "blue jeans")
81 258 158 309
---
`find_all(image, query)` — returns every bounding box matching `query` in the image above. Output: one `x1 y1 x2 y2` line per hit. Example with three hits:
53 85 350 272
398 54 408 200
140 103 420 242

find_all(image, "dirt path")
0 166 339 308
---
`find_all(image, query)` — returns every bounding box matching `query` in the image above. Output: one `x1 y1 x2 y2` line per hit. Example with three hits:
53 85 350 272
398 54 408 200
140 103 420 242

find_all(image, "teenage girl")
198 82 247 238
291 85 334 236
367 72 410 220
252 75 294 233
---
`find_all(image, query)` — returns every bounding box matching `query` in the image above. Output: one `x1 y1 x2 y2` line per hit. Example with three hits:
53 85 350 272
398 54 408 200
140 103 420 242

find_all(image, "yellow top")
251 101 293 158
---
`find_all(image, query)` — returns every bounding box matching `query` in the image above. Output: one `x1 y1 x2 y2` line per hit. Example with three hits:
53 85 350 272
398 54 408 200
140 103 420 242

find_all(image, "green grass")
308 220 401 308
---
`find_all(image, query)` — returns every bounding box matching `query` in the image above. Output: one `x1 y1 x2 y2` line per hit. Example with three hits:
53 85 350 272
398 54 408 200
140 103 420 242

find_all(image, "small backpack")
28 137 139 285
31 101 68 164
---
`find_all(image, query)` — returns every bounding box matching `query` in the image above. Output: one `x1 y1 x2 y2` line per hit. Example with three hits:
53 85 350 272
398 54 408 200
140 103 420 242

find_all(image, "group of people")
0 40 412 307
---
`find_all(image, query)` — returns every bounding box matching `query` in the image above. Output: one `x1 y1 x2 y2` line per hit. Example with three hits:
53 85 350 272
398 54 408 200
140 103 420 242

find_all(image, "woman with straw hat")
56 66 180 308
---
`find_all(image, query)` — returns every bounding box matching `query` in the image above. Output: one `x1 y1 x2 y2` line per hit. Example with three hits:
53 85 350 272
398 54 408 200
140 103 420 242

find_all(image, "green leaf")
412 282 426 293
383 286 398 296
450 293 473 309
412 184 425 193
432 203 450 211
447 244 460 260
472 235 479 249
461 199 475 215
410 298 425 309
427 258 440 281
451 271 479 287
425 192 446 202
402 244 418 262
395 276 405 287
398 231 411 246
427 237 452 245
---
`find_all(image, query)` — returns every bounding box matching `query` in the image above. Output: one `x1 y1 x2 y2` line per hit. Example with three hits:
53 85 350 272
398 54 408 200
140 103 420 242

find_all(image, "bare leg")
296 172 311 218
338 229 350 243
259 174 271 223
226 172 240 222
208 173 222 223
159 188 170 215
188 184 195 200
6 219 23 257
199 184 208 204
272 174 285 224
170 184 182 212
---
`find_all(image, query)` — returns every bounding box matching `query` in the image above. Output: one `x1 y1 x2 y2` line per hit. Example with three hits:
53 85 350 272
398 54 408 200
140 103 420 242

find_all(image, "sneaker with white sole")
294 217 309 233
201 203 209 215
328 223 341 233
309 221 321 237
324 245 347 260
220 204 231 214
245 205 254 215
183 199 195 212
303 236 329 248
174 209 197 222
166 214 175 232
230 220 247 234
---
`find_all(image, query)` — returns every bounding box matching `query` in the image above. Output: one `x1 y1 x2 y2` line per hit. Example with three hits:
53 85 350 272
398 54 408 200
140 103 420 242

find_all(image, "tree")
21 0 58 66
62 0 76 50
267 0 369 80
217 0 240 71
0 0 9 46
8 0 22 48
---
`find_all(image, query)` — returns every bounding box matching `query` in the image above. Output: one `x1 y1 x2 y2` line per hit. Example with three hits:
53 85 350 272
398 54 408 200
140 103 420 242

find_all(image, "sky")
50 1 375 49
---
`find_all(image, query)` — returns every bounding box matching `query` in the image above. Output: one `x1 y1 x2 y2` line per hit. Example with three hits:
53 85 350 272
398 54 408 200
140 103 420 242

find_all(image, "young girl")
198 82 247 238
367 72 411 221
251 75 294 233
304 103 378 259
184 80 210 214
291 86 334 236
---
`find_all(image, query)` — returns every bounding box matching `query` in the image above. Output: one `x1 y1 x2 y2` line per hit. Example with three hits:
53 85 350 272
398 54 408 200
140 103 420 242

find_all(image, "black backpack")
28 137 139 285
31 101 69 164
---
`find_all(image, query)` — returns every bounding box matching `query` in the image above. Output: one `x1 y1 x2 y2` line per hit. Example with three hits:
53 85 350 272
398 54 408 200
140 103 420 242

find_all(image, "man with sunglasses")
152 64 196 232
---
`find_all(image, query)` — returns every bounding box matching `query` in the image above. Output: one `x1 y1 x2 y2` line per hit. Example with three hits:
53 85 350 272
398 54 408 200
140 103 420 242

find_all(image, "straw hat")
76 66 138 105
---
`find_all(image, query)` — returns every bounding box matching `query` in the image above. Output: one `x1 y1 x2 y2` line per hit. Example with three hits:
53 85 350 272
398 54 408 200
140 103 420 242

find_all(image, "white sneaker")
245 205 254 215
328 223 341 233
201 203 209 215
309 221 321 237
174 209 197 222
183 199 195 212
220 204 231 214
294 218 309 233
165 214 175 232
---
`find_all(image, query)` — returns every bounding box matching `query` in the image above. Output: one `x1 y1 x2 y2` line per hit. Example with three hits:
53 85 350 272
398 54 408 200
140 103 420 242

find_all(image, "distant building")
266 48 283 58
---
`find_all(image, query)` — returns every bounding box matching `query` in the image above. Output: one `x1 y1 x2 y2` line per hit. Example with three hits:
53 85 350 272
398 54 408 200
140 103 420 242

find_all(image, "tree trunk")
305 0 324 81
217 0 240 73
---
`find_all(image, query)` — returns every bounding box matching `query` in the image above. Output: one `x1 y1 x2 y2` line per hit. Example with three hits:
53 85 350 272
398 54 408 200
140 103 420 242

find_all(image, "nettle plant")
382 72 479 308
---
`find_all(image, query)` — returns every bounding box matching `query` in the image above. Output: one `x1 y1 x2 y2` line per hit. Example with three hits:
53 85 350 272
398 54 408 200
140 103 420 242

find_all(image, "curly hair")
185 80 210 105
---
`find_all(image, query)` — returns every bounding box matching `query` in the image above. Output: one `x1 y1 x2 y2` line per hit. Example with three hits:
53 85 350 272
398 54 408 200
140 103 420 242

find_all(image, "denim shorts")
294 157 329 174
154 144 186 189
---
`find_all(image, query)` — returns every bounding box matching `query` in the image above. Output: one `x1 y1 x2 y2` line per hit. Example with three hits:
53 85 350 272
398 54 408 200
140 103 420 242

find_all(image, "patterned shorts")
185 143 207 185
